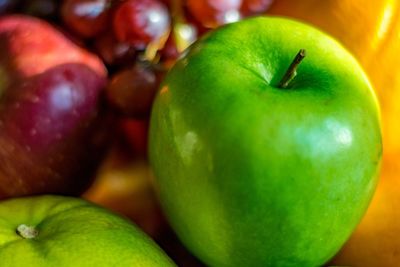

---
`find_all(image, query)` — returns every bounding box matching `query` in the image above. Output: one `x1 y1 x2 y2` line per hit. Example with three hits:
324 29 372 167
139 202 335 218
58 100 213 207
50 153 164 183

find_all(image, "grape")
173 22 197 51
120 119 150 157
161 22 197 66
160 33 180 65
241 0 273 16
113 0 171 50
106 64 165 118
158 0 172 8
61 0 111 38
23 0 58 19
0 0 20 14
93 32 136 67
186 0 242 28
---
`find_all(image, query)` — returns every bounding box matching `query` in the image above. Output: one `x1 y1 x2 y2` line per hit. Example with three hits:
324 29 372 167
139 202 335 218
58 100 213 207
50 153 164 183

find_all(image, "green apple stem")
16 224 39 239
278 49 306 89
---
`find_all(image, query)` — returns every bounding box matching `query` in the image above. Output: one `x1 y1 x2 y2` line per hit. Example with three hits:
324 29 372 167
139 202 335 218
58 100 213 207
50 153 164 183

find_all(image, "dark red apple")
0 15 111 199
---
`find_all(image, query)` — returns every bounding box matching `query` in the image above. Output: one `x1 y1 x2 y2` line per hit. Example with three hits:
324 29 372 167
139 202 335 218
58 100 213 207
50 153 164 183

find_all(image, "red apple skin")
0 15 112 199
0 63 111 199
0 15 107 80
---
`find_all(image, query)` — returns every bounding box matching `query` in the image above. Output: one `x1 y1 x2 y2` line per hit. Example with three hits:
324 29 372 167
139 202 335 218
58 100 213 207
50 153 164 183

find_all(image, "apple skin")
149 17 382 266
0 63 110 198
0 195 176 266
0 15 111 199
0 15 106 80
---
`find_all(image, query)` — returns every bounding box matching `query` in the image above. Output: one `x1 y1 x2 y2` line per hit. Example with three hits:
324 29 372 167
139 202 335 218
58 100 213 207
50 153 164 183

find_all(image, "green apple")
149 17 382 266
0 195 176 267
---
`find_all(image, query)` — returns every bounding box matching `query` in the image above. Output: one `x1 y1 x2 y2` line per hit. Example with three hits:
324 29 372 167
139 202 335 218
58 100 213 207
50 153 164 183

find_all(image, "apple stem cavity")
278 49 306 89
16 224 39 239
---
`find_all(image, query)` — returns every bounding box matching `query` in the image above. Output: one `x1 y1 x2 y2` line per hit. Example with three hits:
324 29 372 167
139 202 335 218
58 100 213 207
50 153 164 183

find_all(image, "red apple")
0 15 111 199
0 15 106 79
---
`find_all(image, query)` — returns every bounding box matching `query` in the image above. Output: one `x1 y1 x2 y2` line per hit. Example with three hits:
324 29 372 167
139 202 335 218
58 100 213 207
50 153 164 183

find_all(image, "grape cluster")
1 0 273 119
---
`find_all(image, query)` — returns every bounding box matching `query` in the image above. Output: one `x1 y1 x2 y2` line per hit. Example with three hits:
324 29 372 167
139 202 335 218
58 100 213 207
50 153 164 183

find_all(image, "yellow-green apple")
149 17 382 266
0 195 176 266
0 15 111 199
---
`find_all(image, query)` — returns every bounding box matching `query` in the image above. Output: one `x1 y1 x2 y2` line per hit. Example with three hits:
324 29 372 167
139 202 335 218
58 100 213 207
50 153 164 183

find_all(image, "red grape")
93 31 136 67
0 0 20 14
240 0 273 16
113 0 171 50
61 0 111 38
186 0 242 28
23 0 58 19
106 63 164 118
160 33 180 65
120 119 150 157
161 22 197 66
